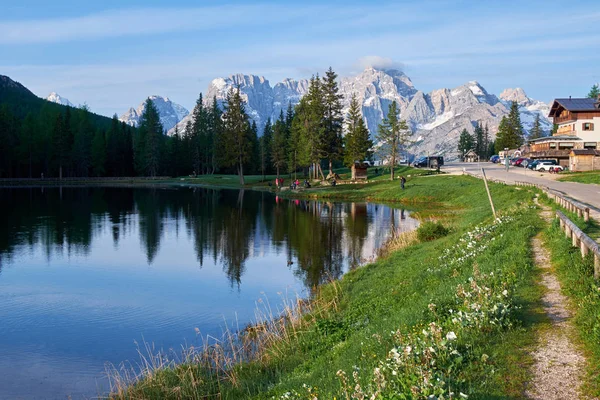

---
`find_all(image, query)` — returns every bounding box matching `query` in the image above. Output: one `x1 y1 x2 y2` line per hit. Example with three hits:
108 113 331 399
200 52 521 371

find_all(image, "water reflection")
0 186 418 400
0 186 417 289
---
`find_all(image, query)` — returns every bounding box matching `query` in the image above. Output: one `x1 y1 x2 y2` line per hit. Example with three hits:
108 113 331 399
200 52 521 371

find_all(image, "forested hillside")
0 75 135 178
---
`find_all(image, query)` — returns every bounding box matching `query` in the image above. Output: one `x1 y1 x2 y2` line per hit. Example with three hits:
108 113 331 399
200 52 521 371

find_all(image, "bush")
417 221 449 242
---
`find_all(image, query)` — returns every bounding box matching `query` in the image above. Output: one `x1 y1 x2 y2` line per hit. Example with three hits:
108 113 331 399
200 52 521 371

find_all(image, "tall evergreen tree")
208 95 222 174
297 75 326 180
18 112 37 178
343 93 372 176
248 120 260 174
588 84 600 99
474 123 485 159
495 102 524 150
322 67 344 175
484 124 490 159
457 128 474 161
221 87 251 185
261 119 273 177
529 114 544 139
376 101 409 181
51 112 67 178
136 99 163 177
271 111 287 177
73 105 94 177
191 93 209 175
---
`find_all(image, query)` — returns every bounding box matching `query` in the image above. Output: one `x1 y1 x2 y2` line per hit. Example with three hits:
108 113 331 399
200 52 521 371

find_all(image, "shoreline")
106 174 551 399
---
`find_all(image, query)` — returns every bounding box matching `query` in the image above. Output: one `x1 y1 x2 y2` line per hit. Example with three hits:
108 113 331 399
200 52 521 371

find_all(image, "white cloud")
355 56 405 71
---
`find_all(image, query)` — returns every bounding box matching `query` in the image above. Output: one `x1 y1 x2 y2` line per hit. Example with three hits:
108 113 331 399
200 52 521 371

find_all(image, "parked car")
516 158 532 167
535 162 563 172
527 159 557 170
489 155 500 163
510 157 524 166
413 156 444 168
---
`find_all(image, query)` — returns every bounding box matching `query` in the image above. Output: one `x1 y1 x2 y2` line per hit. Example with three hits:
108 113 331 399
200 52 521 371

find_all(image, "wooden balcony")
526 149 571 159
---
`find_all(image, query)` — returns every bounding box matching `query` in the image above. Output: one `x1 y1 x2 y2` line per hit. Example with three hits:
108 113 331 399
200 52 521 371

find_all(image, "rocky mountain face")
119 95 189 132
167 68 551 160
46 92 73 107
499 88 552 132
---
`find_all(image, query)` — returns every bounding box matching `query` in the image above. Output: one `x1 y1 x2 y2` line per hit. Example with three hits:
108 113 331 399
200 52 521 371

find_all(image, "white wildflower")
446 331 457 341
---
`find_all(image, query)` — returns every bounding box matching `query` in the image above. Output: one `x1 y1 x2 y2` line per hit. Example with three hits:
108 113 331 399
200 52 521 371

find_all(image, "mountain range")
119 95 189 132
161 67 551 160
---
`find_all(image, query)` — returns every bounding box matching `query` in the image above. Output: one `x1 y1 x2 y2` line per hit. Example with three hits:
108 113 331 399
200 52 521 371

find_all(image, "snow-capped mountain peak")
119 95 189 133
46 92 73 107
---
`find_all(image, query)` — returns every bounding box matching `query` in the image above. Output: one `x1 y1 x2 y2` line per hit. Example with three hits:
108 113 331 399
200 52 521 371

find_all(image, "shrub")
417 221 449 242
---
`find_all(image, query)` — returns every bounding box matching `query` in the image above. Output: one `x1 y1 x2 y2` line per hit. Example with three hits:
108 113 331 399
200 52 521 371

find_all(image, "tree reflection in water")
0 186 417 289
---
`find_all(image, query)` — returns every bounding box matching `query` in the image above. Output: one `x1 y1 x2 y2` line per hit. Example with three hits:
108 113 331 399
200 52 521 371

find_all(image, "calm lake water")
0 186 417 400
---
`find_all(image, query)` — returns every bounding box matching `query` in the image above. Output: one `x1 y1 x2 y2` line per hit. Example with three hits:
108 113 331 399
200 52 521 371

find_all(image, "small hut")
464 149 478 163
569 149 600 172
352 161 370 180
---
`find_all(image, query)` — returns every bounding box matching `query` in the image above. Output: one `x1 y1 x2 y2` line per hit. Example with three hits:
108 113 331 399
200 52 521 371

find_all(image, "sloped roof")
570 149 600 156
549 98 599 117
529 135 582 143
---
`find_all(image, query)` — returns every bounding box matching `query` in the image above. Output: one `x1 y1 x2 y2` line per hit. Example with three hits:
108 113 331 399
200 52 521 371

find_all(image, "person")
304 180 311 188
275 177 279 188
331 178 336 187
295 179 300 188
400 176 406 190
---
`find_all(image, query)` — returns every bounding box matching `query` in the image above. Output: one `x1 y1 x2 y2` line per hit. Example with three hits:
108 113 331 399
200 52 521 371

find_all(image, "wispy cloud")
0 5 321 44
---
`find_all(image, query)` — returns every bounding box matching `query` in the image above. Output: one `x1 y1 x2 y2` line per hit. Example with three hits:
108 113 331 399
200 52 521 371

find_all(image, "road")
444 162 600 222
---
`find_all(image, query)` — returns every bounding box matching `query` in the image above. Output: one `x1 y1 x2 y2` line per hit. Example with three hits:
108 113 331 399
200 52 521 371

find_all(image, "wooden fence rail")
546 190 590 222
556 211 600 279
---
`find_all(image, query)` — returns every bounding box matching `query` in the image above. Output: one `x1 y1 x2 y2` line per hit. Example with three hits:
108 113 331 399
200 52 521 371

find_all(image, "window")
584 142 597 149
583 123 594 131
558 142 574 148
550 143 556 149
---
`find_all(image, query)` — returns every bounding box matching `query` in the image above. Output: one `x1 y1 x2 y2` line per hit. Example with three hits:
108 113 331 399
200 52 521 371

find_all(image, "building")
351 161 369 180
464 149 478 162
569 149 600 172
528 96 600 168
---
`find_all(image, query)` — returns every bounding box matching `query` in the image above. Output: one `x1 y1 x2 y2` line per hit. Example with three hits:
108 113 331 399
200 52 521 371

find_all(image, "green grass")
558 171 600 185
544 221 600 398
110 175 546 399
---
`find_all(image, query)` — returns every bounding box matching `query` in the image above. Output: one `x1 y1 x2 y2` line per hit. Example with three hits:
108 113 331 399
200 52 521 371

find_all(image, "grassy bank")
544 221 600 397
558 171 600 185
109 175 545 399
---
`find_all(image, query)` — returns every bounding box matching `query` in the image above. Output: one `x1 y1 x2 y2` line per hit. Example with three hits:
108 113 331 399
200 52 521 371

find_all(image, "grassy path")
526 201 586 399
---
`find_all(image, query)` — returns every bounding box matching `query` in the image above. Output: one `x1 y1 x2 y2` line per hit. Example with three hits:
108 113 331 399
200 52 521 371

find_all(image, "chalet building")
464 149 478 162
528 96 600 169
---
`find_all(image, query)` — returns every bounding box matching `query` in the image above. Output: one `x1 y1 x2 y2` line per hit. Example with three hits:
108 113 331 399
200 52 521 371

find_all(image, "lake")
0 186 417 400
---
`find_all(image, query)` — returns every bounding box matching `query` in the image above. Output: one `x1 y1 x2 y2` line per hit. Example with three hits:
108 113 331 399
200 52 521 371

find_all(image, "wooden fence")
546 189 590 222
556 211 600 278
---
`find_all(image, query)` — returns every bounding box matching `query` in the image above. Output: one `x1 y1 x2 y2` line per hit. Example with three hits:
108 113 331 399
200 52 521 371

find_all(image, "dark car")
413 156 444 168
489 155 500 163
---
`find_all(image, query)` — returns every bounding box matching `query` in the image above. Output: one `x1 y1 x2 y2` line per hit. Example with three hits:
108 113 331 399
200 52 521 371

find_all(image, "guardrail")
556 211 600 278
462 171 591 222
546 190 590 222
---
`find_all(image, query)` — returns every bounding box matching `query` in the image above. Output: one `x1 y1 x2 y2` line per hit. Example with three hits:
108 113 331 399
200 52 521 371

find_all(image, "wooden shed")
464 149 478 163
351 162 370 180
569 149 600 172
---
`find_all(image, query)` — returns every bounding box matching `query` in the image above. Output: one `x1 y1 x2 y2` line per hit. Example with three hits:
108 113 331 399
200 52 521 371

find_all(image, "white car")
535 162 562 172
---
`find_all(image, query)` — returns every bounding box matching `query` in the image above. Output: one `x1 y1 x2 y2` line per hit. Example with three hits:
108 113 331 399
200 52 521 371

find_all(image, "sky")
1 0 599 117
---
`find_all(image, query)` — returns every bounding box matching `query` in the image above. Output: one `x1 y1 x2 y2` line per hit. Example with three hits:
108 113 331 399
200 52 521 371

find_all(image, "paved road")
444 162 600 222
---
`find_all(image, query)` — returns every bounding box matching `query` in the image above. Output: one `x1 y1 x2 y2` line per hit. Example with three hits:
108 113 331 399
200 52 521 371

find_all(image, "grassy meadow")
108 174 551 400
558 171 600 185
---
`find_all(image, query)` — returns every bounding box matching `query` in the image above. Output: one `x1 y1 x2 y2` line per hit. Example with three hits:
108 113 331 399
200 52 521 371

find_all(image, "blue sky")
1 0 599 117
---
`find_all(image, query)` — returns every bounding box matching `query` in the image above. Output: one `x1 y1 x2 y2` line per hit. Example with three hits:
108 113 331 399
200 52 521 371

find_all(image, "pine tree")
261 119 273 176
51 112 67 178
344 93 372 178
508 101 524 145
529 114 544 139
208 95 222 174
91 128 106 176
271 111 287 177
484 124 490 159
495 102 525 150
297 75 326 180
18 113 37 178
191 93 208 175
322 67 344 176
221 87 251 185
248 120 260 175
457 128 474 161
136 99 163 177
588 84 600 99
73 105 94 177
474 123 485 159
376 101 409 181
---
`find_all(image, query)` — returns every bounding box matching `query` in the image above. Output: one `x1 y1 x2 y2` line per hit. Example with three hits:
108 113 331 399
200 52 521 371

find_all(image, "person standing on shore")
400 176 406 190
